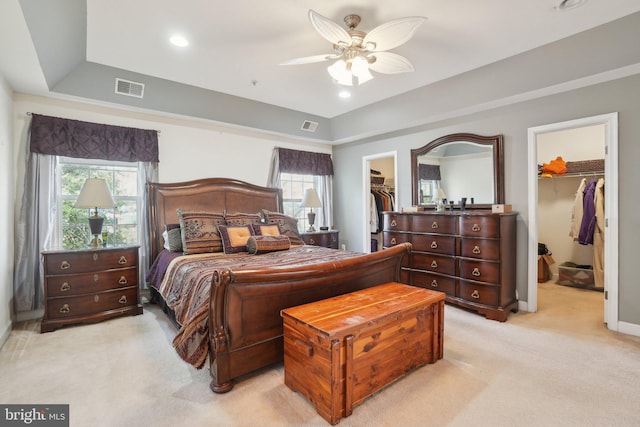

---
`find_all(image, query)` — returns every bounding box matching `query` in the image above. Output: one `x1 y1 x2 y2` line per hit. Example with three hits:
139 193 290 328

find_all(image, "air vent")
115 78 145 98
301 120 318 132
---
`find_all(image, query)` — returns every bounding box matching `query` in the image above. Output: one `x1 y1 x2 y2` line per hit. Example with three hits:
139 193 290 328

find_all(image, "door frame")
527 112 618 329
362 151 397 253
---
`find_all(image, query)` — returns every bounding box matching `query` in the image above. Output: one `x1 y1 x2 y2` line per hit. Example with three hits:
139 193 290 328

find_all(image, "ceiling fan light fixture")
351 56 373 84
328 60 353 86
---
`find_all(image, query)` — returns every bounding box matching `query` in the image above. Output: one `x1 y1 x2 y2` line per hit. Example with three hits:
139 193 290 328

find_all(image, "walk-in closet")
369 157 395 252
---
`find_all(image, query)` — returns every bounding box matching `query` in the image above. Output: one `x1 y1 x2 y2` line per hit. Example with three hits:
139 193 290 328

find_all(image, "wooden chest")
281 282 445 425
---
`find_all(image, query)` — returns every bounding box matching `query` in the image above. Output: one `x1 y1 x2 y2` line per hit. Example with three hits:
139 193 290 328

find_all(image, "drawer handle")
93 253 99 261
472 224 481 232
472 268 481 277
390 219 397 227
119 276 128 285
471 290 480 299
430 280 438 288
93 274 99 282
118 256 128 265
94 295 99 302
60 282 70 292
390 238 397 245
331 236 337 242
309 238 316 245
59 304 70 314
431 260 438 269
430 241 438 249
119 295 127 304
60 261 70 270
431 221 439 229
473 245 481 254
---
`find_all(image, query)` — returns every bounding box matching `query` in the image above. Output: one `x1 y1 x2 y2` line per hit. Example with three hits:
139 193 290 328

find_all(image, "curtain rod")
25 112 161 133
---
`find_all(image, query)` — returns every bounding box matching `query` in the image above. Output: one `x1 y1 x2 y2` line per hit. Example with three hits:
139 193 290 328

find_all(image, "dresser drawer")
384 213 411 231
383 231 411 248
412 253 456 276
46 287 138 320
411 234 456 254
458 258 500 283
412 214 456 235
45 247 138 275
459 238 500 260
457 280 499 307
46 267 138 297
411 271 455 296
459 216 500 238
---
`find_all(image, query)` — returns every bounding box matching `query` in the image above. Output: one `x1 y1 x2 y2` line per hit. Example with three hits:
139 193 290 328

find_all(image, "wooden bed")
147 178 411 393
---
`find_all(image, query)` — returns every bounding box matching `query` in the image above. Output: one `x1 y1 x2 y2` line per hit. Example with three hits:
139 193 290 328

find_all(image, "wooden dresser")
383 211 517 321
41 246 142 333
300 230 339 249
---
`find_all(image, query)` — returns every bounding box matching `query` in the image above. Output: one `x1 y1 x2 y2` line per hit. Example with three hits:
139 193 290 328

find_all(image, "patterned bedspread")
155 246 362 368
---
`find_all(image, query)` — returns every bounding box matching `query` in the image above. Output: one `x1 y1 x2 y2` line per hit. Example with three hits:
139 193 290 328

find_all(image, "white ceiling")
2 0 640 139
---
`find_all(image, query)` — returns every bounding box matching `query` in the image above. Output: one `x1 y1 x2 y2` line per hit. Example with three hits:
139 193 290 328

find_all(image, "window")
58 157 139 249
419 179 441 204
280 173 320 232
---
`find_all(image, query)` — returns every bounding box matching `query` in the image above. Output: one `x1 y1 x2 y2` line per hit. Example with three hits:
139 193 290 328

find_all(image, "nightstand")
300 230 339 249
41 246 142 333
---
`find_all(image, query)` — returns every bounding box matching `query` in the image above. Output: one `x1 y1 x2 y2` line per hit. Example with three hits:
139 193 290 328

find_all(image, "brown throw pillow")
261 210 304 246
246 235 291 254
177 210 226 255
224 212 261 226
251 223 281 236
217 224 255 254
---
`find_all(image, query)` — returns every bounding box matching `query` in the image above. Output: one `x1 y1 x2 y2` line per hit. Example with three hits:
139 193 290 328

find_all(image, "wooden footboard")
207 242 412 393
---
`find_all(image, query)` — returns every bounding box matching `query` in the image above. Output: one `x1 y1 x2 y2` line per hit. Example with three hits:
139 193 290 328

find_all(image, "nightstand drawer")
46 287 138 320
301 231 339 249
46 267 138 297
44 247 138 275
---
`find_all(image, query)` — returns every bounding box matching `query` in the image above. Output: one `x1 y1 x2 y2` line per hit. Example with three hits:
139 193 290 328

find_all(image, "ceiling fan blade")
308 9 351 45
368 52 415 74
363 17 426 52
280 54 334 66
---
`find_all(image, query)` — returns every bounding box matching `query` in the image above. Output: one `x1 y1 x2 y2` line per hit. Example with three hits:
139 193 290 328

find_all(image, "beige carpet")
1 282 639 427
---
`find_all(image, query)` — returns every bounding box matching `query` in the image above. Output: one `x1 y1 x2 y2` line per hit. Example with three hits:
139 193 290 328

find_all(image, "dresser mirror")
411 133 504 209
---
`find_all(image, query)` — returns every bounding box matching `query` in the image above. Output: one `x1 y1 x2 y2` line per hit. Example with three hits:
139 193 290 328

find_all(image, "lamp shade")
75 178 115 210
300 188 322 208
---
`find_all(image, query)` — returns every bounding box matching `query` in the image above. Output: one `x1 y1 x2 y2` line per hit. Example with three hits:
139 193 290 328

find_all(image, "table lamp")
75 178 115 247
300 188 322 232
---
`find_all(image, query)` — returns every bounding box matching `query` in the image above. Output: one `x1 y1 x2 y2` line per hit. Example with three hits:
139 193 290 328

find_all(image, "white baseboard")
0 322 11 350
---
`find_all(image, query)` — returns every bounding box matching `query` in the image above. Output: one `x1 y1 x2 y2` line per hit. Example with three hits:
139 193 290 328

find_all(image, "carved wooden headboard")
147 178 283 261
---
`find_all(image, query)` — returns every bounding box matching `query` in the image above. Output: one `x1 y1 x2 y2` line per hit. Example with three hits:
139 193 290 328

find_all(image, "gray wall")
332 73 640 326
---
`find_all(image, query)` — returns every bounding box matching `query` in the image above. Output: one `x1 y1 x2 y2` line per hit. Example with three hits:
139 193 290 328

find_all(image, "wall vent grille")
301 120 318 132
115 78 145 98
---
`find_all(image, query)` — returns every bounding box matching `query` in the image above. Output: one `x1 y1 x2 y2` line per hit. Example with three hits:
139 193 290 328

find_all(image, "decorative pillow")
177 210 226 255
251 223 281 236
246 235 291 255
262 210 305 246
224 212 262 226
164 223 183 252
217 224 255 254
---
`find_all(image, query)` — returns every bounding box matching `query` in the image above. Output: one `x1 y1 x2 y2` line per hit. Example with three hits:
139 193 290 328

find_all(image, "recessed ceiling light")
170 35 189 47
556 0 587 11
338 90 351 99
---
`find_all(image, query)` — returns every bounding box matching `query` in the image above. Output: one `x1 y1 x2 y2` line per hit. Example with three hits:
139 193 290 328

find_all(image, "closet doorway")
362 152 397 253
527 113 619 330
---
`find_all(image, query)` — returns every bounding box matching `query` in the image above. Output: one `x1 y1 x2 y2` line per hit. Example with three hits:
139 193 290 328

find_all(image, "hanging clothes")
370 187 395 233
593 177 605 288
578 178 597 245
569 178 587 240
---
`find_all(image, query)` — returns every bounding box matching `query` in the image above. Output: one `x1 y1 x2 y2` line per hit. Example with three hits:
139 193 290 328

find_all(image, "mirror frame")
411 133 505 209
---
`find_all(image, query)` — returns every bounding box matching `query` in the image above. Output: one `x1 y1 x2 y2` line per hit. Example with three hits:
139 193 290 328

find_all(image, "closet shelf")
539 171 603 179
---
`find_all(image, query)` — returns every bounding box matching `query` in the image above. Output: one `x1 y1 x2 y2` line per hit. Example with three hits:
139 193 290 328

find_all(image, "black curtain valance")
277 147 333 176
419 164 441 180
29 114 159 162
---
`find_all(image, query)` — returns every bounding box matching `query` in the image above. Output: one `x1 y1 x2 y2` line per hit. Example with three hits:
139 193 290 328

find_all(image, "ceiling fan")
281 10 426 86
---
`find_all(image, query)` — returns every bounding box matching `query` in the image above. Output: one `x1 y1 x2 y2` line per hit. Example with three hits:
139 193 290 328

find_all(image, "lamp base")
89 235 102 248
307 211 316 232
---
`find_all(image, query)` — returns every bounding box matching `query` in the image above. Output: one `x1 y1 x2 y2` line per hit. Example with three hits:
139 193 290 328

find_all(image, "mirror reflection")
411 133 504 208
417 142 494 205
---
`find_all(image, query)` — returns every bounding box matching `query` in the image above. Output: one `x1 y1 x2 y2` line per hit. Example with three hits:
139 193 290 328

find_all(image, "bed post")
209 268 234 393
